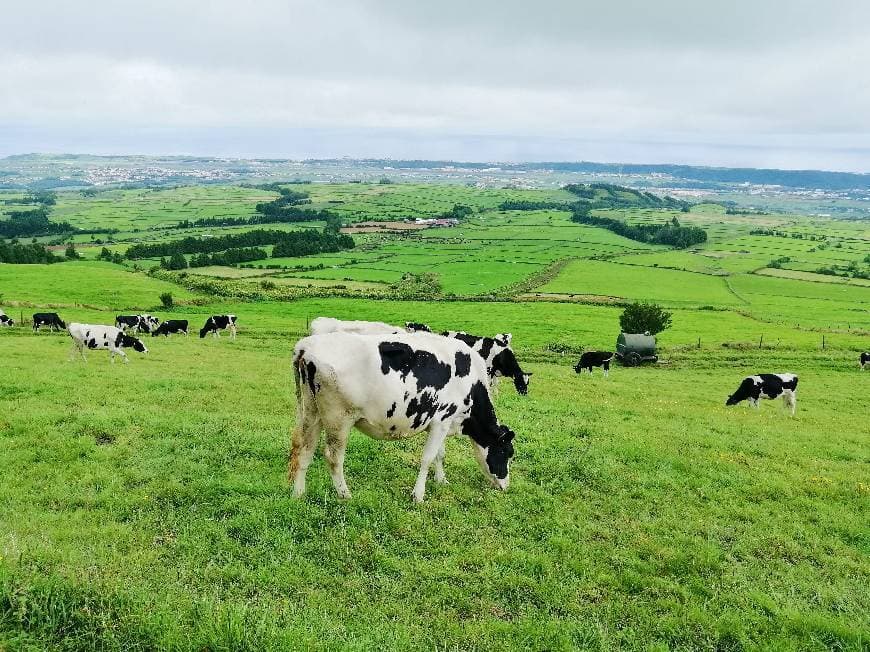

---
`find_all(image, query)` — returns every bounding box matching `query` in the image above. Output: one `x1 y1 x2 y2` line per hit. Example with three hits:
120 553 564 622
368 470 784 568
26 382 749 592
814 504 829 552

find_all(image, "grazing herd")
1 307 867 502
2 310 237 362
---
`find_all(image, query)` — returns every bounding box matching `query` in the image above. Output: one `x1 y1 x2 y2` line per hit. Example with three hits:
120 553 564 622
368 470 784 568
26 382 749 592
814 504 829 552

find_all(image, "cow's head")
122 334 148 353
405 322 431 333
57 319 67 329
726 377 754 406
151 324 164 337
482 425 515 490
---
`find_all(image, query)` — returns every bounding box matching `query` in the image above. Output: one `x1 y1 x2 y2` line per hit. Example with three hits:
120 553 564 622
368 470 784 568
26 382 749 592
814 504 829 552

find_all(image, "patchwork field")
1 181 868 650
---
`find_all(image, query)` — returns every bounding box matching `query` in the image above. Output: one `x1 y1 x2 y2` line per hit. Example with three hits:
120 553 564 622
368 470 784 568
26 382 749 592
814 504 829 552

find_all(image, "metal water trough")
616 332 658 366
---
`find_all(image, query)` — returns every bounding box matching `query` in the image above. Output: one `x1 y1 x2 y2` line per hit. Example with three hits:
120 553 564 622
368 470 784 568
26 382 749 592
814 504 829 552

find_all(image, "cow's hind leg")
323 417 353 499
289 410 320 498
413 423 449 503
783 391 796 416
434 441 448 485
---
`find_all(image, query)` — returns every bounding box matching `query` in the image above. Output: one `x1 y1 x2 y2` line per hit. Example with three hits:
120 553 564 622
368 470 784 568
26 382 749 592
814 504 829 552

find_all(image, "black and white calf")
199 314 237 339
32 312 66 332
574 351 615 377
441 331 531 395
290 332 517 503
861 352 870 370
152 319 189 337
405 322 431 333
0 310 13 327
309 316 402 335
726 373 799 415
115 314 159 333
67 323 148 363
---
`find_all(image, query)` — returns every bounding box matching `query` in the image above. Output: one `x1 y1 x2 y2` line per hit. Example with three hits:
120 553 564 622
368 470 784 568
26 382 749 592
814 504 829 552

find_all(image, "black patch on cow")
460 381 515 479
86 338 98 349
406 391 440 430
378 341 452 392
439 403 458 419
386 402 397 418
305 361 318 396
454 351 472 377
406 322 431 332
477 337 495 360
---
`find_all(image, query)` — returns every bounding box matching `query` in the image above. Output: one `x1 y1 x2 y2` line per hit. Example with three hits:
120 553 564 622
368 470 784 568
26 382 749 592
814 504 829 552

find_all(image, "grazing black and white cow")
726 373 799 415
115 314 160 333
199 314 237 339
152 319 189 337
405 322 431 333
32 312 66 332
574 351 615 377
440 331 531 395
290 332 517 503
67 323 148 363
0 310 13 327
309 316 402 335
860 352 870 370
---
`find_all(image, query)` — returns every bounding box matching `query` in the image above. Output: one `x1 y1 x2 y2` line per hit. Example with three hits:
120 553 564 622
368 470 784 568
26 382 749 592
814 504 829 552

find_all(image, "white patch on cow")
309 317 402 336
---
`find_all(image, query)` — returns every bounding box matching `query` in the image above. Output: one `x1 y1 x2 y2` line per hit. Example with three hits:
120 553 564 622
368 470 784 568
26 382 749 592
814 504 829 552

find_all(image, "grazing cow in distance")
67 323 148 363
405 322 431 333
32 313 66 332
200 314 237 338
152 319 189 337
0 310 13 327
290 332 516 503
726 373 799 415
861 352 870 370
574 351 615 377
309 316 402 336
116 314 160 333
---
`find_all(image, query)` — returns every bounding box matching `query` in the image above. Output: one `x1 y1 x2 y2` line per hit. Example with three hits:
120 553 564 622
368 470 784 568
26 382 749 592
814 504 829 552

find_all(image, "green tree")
64 243 81 260
619 302 672 335
159 292 174 309
168 252 188 270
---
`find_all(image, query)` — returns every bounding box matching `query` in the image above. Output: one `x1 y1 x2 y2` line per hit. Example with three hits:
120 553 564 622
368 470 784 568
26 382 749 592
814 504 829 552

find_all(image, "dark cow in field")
290 332 517 502
116 314 159 333
67 323 148 363
152 319 189 337
32 312 65 332
726 373 798 415
0 310 13 327
574 351 615 377
405 322 431 333
861 352 870 370
199 314 237 339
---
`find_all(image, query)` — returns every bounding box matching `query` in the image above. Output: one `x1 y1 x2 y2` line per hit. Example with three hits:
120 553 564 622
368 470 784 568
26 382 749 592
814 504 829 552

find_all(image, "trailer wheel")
625 352 642 367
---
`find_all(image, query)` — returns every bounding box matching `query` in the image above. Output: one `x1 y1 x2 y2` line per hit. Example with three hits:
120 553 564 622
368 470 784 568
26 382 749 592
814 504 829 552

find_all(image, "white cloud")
1 0 868 170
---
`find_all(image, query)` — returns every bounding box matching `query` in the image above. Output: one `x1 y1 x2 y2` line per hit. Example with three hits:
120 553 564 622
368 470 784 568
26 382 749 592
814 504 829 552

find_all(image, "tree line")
125 228 354 260
572 206 707 248
160 247 269 270
0 239 60 264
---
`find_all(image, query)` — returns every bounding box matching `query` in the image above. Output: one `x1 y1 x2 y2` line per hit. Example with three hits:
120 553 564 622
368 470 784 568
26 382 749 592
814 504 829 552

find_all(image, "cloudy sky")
1 0 868 170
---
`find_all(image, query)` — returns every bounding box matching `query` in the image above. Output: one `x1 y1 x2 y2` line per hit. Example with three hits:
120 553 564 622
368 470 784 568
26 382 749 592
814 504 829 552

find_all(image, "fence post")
759 334 763 348
697 337 701 349
822 334 826 350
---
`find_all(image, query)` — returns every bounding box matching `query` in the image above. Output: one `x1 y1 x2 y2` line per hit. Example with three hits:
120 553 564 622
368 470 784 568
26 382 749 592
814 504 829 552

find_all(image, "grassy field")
1 182 869 649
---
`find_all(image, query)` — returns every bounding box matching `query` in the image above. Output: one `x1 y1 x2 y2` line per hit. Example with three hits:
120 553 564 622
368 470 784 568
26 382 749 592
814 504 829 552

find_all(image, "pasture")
1 182 869 650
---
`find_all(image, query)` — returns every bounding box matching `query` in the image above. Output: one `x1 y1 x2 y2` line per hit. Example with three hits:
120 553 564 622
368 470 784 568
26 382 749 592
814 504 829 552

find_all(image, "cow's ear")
500 333 512 345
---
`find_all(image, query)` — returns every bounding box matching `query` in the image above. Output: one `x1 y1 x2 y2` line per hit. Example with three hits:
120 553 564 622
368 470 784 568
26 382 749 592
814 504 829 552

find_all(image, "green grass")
2 184 868 649
1 297 867 650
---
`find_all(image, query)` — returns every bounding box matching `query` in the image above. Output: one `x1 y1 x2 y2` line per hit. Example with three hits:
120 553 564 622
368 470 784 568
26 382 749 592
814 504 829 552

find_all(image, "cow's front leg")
413 425 448 503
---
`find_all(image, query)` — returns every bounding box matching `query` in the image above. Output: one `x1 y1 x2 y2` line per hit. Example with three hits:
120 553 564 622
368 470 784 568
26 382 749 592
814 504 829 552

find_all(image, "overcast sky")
2 0 868 171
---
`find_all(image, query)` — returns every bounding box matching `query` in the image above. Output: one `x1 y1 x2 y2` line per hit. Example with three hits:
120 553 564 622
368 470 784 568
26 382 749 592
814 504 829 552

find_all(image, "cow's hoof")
434 475 449 485
411 490 426 504
336 488 352 500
